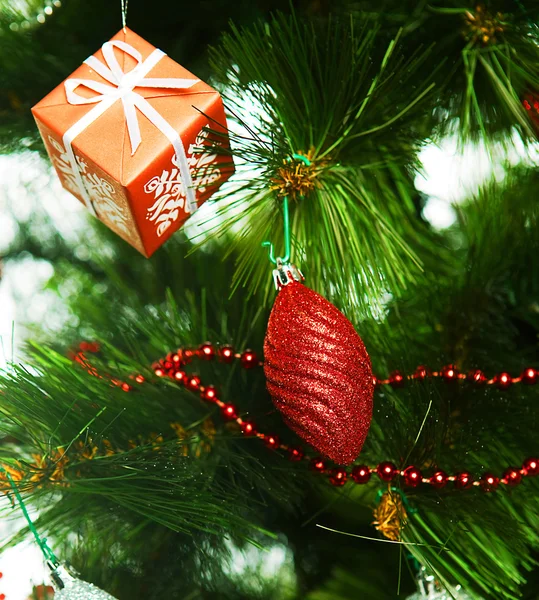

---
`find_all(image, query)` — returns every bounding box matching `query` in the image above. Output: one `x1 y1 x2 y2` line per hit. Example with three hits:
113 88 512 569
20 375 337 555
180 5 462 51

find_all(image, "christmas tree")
1 1 539 598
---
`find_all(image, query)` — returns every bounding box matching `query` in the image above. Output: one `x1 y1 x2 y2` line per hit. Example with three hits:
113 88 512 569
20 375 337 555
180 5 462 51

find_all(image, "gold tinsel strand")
0 418 216 493
271 149 325 200
372 489 408 541
463 5 505 45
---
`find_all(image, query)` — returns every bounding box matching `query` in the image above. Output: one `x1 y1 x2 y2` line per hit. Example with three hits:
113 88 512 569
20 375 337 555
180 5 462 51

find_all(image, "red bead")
222 404 238 420
219 345 235 363
81 341 100 353
351 465 371 484
121 382 131 392
481 472 499 492
522 457 539 476
496 372 512 389
403 465 422 487
389 370 405 388
163 360 173 370
264 433 280 449
521 368 537 385
430 470 448 489
413 365 430 380
502 467 522 486
154 367 165 377
329 468 347 486
171 353 181 364
135 374 145 384
186 375 201 391
199 342 214 360
174 370 186 383
377 461 398 482
288 446 304 461
202 385 218 401
454 471 473 490
468 369 486 384
310 457 326 472
441 364 458 381
241 349 258 368
179 349 193 364
240 421 256 436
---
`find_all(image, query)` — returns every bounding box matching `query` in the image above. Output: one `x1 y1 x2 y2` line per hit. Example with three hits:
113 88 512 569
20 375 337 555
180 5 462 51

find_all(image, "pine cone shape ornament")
264 266 374 464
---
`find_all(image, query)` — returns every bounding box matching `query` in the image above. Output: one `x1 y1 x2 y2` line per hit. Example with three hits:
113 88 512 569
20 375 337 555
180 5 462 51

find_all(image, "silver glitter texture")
53 566 118 600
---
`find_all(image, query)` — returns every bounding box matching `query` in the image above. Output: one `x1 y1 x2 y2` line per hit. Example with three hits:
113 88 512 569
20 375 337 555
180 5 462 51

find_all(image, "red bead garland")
74 342 538 493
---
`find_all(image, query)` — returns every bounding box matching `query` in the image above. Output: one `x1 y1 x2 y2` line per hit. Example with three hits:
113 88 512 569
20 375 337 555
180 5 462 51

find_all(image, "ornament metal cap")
272 258 304 290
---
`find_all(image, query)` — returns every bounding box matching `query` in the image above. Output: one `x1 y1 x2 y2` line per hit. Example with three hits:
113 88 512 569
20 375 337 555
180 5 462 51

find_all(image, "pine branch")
203 12 442 317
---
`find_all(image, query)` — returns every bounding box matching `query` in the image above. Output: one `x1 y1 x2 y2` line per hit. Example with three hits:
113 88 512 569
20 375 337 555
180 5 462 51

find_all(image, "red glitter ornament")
264 281 374 465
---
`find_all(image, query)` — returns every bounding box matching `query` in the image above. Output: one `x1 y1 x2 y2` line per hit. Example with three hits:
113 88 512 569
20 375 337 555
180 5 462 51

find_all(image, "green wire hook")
263 153 312 265
0 466 60 566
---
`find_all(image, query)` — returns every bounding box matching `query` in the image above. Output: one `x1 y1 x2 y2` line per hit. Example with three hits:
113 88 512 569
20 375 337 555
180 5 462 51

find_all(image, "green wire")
0 467 59 565
262 153 312 265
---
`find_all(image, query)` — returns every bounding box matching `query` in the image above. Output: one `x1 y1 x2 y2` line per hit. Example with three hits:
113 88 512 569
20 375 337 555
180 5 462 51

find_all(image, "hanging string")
0 467 59 566
121 0 128 32
262 153 311 265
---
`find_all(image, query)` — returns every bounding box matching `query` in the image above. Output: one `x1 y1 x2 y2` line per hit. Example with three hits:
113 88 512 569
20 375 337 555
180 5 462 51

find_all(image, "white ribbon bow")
63 40 199 216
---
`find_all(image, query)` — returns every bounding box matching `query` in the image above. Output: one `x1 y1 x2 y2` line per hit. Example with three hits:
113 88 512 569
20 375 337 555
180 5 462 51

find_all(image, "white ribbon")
63 40 199 217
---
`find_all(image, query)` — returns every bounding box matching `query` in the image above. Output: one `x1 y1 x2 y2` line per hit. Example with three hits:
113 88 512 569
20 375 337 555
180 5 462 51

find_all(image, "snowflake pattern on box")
47 136 130 236
145 126 222 237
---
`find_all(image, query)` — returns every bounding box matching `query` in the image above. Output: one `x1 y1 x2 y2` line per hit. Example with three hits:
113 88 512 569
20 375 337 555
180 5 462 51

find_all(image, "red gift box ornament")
32 29 234 256
64 40 199 215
